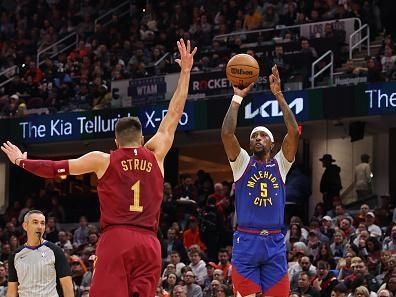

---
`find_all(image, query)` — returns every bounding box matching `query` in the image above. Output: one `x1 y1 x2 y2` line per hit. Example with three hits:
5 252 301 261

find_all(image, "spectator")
188 250 207 287
381 45 396 78
184 271 203 297
312 260 338 297
183 217 207 253
243 4 262 30
365 212 382 238
45 216 59 243
330 230 347 261
354 204 370 228
383 225 396 252
162 227 187 264
169 251 187 278
300 38 318 59
343 260 380 293
290 256 317 291
293 271 320 297
354 154 373 200
73 216 89 248
173 284 187 297
319 154 342 211
216 248 231 282
55 230 73 252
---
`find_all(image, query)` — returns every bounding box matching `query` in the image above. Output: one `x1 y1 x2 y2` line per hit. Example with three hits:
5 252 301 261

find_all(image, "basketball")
226 54 260 88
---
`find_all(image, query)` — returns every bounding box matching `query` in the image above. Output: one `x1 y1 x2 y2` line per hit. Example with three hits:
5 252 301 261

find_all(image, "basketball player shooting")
221 65 299 297
1 38 197 297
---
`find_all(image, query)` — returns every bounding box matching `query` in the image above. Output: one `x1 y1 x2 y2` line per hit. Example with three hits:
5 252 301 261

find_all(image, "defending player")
221 65 299 297
1 38 197 297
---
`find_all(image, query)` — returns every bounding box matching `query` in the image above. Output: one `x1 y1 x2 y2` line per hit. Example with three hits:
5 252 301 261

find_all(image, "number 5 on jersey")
130 181 143 212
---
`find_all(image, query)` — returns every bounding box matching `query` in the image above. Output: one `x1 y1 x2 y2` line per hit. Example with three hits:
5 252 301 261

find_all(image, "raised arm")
221 84 254 161
145 39 197 165
1 141 109 178
269 65 299 162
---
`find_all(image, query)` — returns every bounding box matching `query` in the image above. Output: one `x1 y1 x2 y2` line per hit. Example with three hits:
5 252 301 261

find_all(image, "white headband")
250 126 274 142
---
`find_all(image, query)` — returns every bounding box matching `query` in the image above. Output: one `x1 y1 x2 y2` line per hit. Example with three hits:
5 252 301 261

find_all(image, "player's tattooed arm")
221 83 253 162
269 65 299 162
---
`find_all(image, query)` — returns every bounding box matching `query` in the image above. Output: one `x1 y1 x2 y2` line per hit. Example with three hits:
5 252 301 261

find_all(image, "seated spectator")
173 285 187 297
365 212 383 238
315 243 337 270
92 84 111 110
243 4 262 30
188 250 207 286
337 253 354 281
162 272 178 294
216 248 231 282
331 283 348 297
381 45 396 78
55 230 73 251
290 256 317 291
353 56 384 83
202 262 217 293
293 271 321 297
183 217 207 253
286 223 307 251
184 270 203 296
321 216 335 241
383 225 396 252
354 204 370 228
330 230 347 261
343 259 380 293
378 35 395 56
377 289 394 297
162 227 187 264
73 216 89 248
312 260 338 297
300 38 318 59
366 237 382 275
262 5 279 28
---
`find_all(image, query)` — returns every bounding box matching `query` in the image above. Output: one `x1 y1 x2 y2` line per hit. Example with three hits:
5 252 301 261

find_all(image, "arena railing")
36 32 79 66
311 50 334 88
213 17 362 45
349 24 370 59
0 65 18 88
94 0 130 31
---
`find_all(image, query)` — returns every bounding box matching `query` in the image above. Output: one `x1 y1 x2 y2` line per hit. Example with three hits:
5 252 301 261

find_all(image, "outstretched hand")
233 82 254 98
175 39 197 72
269 65 282 95
1 141 27 165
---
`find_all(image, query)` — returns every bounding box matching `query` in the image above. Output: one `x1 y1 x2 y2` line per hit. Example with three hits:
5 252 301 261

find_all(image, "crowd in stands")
0 0 395 117
0 167 395 297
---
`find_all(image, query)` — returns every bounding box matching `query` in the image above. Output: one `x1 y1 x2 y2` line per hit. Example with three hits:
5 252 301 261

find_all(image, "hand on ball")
233 83 254 98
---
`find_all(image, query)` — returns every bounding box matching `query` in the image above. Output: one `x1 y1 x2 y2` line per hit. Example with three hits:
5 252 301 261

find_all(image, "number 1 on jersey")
130 181 143 212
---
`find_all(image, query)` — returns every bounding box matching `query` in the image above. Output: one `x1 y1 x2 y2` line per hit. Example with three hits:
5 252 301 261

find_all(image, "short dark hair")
23 210 45 223
218 248 228 254
361 154 370 163
115 117 142 145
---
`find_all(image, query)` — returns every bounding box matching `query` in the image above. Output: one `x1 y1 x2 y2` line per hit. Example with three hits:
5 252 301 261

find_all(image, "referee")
6 210 74 297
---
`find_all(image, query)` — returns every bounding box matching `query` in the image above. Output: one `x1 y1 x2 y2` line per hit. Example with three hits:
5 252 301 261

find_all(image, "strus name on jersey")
121 158 152 172
247 170 279 207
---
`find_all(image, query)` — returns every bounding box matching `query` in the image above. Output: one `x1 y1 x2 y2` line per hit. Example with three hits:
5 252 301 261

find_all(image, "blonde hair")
354 286 369 297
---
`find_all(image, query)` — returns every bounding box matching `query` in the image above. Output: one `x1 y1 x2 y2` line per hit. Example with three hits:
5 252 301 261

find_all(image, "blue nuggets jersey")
235 155 286 230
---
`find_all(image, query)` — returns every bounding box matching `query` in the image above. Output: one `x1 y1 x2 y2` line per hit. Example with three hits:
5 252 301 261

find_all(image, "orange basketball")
226 54 260 88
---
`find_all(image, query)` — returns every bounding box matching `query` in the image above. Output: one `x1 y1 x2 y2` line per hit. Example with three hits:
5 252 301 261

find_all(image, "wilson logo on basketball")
230 68 253 76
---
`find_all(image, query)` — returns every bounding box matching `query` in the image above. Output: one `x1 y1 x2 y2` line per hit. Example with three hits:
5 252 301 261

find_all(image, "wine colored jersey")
97 147 163 233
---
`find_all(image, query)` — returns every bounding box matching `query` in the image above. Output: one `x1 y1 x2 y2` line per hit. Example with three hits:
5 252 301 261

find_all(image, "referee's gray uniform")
8 240 71 297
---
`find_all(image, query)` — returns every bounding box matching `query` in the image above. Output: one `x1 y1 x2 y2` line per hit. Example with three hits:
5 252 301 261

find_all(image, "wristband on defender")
232 95 243 105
